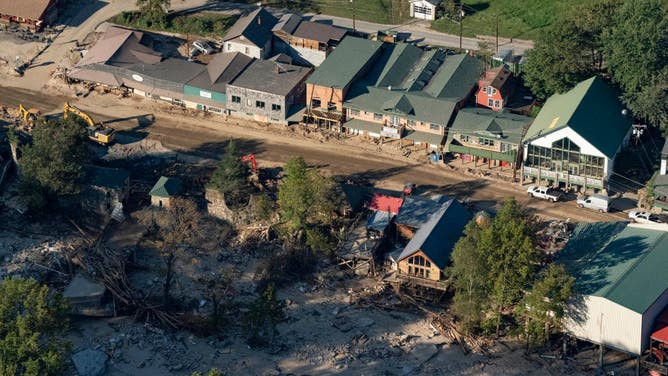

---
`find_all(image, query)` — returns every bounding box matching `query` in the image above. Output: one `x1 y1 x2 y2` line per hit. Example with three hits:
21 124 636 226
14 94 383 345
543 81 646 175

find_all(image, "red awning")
651 326 668 344
369 194 403 215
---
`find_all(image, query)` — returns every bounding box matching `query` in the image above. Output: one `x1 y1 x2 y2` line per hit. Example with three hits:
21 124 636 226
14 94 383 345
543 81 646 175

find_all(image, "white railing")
523 166 603 188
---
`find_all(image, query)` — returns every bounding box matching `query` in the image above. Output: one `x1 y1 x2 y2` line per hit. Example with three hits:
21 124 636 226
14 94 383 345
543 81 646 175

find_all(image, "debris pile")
0 241 73 284
537 220 572 253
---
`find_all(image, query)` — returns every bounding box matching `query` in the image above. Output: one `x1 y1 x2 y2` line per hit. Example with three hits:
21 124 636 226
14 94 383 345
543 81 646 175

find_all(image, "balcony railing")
523 166 603 188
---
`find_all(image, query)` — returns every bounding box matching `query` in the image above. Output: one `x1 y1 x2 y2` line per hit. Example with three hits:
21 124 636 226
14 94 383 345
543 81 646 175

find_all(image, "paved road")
0 86 625 223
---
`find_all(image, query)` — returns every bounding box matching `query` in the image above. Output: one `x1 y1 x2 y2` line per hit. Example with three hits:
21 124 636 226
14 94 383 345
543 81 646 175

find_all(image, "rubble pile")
537 220 572 254
0 241 73 284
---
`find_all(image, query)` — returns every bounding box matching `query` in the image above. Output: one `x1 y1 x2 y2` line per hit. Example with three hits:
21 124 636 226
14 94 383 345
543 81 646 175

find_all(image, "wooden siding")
397 250 443 282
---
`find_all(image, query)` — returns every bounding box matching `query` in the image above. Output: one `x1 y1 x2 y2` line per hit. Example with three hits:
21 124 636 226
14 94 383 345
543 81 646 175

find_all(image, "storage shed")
149 176 183 208
557 222 668 355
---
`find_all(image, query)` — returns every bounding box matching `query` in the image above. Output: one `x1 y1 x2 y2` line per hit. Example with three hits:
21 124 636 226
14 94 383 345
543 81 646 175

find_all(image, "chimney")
258 16 261 25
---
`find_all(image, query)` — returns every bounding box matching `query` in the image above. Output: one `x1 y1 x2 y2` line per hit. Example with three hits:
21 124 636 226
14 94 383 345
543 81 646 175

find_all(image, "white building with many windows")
409 0 440 21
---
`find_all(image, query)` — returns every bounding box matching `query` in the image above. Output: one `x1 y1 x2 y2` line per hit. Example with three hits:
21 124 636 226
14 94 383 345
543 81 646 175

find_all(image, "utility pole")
351 0 356 33
495 15 499 53
459 3 463 50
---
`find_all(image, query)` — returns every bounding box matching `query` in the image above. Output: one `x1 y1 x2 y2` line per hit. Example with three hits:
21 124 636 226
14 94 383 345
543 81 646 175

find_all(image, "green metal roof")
448 107 532 145
523 76 632 158
343 118 382 133
345 87 456 125
557 222 668 314
306 36 383 89
149 176 183 198
424 54 482 100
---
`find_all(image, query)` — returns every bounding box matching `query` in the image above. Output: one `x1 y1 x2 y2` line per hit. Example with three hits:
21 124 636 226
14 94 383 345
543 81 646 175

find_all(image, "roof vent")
258 16 261 25
387 85 392 91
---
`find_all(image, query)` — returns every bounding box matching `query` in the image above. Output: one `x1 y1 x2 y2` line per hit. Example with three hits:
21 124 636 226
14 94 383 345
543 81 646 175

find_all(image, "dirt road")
0 86 628 222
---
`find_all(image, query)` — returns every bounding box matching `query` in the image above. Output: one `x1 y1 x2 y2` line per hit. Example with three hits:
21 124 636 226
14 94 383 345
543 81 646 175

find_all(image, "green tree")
136 0 170 27
520 264 574 349
602 0 668 130
192 369 222 376
19 117 90 211
209 140 249 204
0 278 69 376
482 198 541 335
277 157 337 236
449 221 490 333
243 284 285 347
523 17 598 100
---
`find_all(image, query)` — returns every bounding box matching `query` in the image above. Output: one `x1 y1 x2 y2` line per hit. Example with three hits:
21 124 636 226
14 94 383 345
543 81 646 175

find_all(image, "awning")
286 106 306 123
651 326 668 344
448 143 517 163
343 118 382 134
404 130 444 146
67 68 121 87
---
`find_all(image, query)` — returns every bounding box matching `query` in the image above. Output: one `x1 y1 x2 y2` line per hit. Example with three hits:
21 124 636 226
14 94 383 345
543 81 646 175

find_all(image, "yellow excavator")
63 102 115 145
18 104 42 128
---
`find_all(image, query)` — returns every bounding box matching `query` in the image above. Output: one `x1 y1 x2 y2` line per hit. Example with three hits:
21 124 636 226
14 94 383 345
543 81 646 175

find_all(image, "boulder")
72 349 108 376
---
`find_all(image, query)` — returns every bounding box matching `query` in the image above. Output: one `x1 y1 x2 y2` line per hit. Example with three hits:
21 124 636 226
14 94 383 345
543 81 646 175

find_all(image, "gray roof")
292 21 347 44
78 26 162 68
0 0 54 20
404 130 444 146
129 58 205 84
86 165 129 190
223 7 277 48
185 52 253 93
662 139 668 157
229 59 312 96
448 107 532 145
306 37 384 89
398 198 473 270
424 54 482 100
272 13 301 35
343 118 382 133
396 195 450 228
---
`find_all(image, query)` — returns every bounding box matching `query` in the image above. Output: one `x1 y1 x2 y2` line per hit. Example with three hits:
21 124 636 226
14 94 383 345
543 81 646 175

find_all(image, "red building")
0 0 59 31
475 66 515 111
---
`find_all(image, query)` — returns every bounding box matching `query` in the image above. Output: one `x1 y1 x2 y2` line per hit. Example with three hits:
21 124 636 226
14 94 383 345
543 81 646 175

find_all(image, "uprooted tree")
0 277 70 376
19 117 90 212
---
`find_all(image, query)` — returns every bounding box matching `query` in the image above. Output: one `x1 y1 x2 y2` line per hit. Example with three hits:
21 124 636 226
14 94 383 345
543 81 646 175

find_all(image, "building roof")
272 13 302 35
410 0 440 5
523 76 632 158
424 53 482 100
129 58 205 84
149 176 183 198
367 211 393 231
404 130 444 146
397 198 472 270
396 195 450 228
186 52 253 93
78 26 162 68
652 326 668 344
662 139 668 158
369 194 403 214
338 42 480 125
448 107 532 145
306 37 384 89
67 67 122 87
480 66 514 97
344 118 382 133
291 21 347 44
86 165 130 190
228 59 312 96
223 7 277 48
556 222 668 314
0 0 54 21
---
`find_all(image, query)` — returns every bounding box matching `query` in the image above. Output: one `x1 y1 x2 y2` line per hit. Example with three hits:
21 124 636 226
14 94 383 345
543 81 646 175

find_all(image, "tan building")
0 0 59 31
272 13 347 67
149 176 183 208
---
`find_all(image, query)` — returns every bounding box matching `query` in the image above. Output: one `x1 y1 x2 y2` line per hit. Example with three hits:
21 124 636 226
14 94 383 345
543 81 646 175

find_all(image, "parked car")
192 40 215 54
628 211 665 224
577 194 612 213
526 186 562 202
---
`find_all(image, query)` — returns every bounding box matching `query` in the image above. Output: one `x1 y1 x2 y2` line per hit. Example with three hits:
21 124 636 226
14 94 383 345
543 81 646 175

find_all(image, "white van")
576 194 612 213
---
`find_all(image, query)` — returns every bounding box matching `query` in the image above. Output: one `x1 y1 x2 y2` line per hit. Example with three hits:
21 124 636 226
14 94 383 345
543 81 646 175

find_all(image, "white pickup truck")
526 186 562 202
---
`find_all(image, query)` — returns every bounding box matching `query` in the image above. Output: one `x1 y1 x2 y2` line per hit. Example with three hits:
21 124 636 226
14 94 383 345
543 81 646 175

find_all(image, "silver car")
628 211 664 224
576 194 611 213
192 40 215 54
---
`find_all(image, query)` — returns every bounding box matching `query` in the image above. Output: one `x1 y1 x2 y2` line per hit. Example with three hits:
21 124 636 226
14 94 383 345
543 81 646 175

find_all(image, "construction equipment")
63 102 115 145
241 154 258 175
18 104 41 128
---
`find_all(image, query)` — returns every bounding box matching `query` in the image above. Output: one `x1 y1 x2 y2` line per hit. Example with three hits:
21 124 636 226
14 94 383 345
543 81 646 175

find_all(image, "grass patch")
110 11 239 37
237 0 409 25
431 0 579 40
